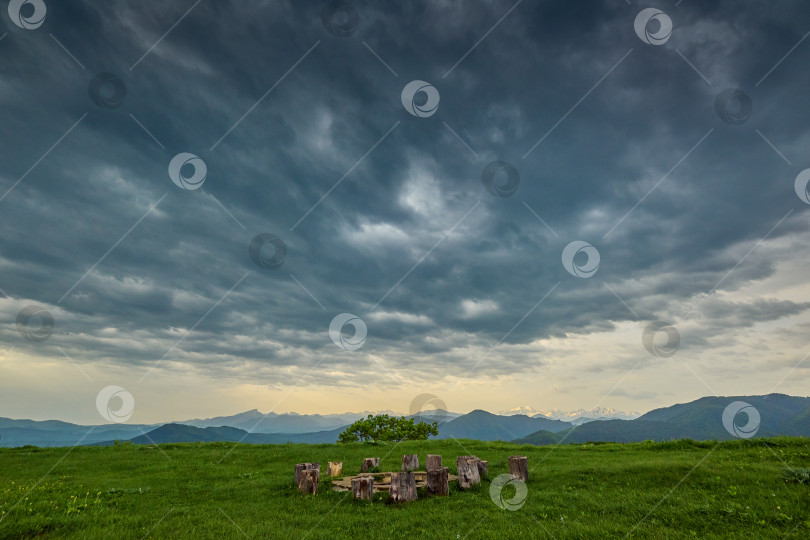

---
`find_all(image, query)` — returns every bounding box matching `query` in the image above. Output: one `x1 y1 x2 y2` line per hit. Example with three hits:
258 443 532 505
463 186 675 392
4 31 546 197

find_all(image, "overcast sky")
1 0 809 424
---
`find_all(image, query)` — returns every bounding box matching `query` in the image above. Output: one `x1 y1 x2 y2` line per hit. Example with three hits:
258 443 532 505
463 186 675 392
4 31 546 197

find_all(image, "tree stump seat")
325 461 342 477
389 472 417 502
456 456 481 489
297 469 319 494
351 475 374 500
294 462 320 484
427 467 449 496
508 455 529 482
401 454 419 471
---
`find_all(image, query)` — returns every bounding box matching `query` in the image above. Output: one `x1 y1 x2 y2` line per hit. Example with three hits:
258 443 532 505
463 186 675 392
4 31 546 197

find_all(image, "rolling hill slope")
0 417 159 447
92 424 348 446
514 394 810 445
437 410 572 441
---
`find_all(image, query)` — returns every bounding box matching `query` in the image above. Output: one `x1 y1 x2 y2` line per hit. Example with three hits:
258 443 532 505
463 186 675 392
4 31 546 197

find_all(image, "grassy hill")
1 438 808 538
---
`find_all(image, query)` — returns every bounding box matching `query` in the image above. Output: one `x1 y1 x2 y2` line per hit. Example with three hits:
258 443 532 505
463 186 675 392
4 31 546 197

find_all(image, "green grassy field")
1 437 808 539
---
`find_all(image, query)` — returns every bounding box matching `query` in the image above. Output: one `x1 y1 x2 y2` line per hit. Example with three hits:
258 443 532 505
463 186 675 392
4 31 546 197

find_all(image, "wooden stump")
326 462 342 477
426 454 442 470
508 456 529 482
476 460 489 477
456 456 481 489
427 466 449 496
360 457 380 473
294 462 320 484
401 454 419 472
351 475 374 500
389 472 417 502
297 469 319 494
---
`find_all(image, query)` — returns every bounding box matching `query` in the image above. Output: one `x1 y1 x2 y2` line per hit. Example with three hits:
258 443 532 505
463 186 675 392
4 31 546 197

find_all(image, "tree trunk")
401 454 419 471
326 462 342 477
351 475 374 500
389 472 417 502
508 456 529 482
456 456 481 489
360 457 380 473
476 460 489 478
294 462 320 484
427 467 449 496
297 469 319 494
426 454 442 470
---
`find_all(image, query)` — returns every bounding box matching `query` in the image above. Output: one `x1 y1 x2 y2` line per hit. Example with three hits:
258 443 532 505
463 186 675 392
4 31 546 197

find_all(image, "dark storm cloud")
2 0 810 379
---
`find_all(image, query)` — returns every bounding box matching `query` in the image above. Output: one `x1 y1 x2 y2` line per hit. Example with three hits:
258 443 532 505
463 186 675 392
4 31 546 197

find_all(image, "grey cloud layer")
1 0 809 381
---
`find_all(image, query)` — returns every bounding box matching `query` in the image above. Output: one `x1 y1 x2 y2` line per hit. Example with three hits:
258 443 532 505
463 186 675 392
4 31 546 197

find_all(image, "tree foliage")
337 414 439 443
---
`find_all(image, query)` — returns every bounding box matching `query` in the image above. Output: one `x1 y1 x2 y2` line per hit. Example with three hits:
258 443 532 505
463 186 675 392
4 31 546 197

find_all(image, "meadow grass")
1 437 808 538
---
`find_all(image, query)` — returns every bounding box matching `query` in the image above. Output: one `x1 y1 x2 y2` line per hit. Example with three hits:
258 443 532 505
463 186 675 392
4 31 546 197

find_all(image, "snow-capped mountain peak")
496 406 541 416
499 406 641 423
538 407 641 422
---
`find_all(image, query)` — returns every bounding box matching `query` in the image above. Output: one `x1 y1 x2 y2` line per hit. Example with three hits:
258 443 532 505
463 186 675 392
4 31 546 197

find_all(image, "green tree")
337 414 438 443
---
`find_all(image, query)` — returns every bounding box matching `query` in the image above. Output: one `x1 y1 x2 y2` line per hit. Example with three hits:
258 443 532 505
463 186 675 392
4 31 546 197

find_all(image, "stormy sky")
1 0 809 424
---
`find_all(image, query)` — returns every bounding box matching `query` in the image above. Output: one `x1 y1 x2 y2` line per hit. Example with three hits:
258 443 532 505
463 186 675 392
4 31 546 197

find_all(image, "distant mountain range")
514 394 810 445
0 409 457 447
2 394 807 447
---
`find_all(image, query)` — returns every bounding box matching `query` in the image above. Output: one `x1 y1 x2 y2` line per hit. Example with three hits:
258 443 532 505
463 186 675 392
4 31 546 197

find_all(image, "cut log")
360 457 380 473
297 469 319 494
326 462 343 477
427 466 449 496
456 456 481 489
389 472 417 502
294 462 320 484
426 454 442 470
401 454 419 472
351 475 374 500
476 460 489 478
508 455 529 482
